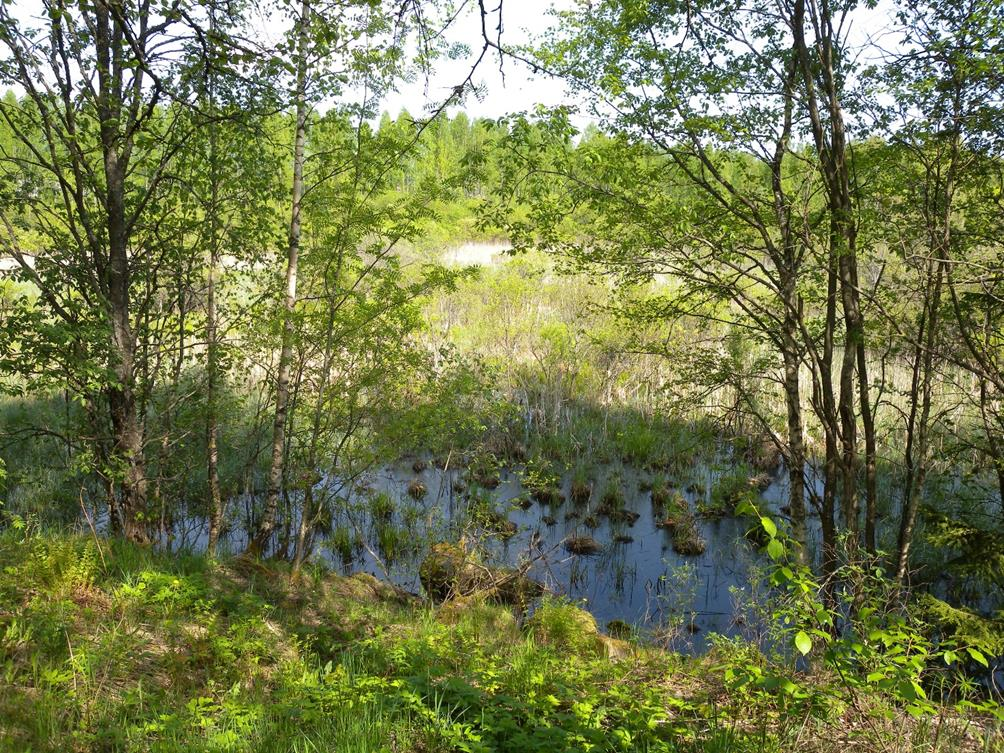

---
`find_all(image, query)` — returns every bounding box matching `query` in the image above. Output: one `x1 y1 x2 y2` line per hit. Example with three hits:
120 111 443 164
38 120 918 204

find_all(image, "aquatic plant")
468 452 502 489
329 525 354 565
701 468 756 518
482 510 518 538
376 523 408 564
369 492 395 522
570 463 593 504
523 456 563 504
597 472 625 515
650 477 673 512
607 508 640 525
513 494 533 510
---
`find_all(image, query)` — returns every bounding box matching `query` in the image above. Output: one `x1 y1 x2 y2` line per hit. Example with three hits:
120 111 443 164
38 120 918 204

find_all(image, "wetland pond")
192 453 825 654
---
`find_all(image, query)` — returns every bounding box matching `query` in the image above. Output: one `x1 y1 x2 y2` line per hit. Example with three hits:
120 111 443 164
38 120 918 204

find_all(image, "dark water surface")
287 457 824 651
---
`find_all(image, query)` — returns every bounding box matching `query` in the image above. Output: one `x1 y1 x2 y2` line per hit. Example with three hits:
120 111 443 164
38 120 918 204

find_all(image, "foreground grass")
0 531 1000 753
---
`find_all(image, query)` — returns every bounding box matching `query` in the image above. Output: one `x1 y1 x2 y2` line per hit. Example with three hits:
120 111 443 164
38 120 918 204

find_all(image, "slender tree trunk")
996 456 1004 522
896 261 943 580
898 116 959 576
837 231 859 539
247 0 310 557
859 339 878 552
94 1 148 544
291 483 315 575
820 345 840 584
206 242 223 553
107 289 147 542
292 255 345 576
782 314 807 555
817 228 841 588
793 0 872 552
206 20 224 556
845 236 876 550
105 143 148 544
206 204 223 554
769 52 807 558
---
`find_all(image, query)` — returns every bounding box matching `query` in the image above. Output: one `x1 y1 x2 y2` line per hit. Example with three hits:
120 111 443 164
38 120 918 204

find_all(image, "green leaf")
967 647 989 667
794 630 812 656
760 516 777 538
898 680 918 700
766 538 783 561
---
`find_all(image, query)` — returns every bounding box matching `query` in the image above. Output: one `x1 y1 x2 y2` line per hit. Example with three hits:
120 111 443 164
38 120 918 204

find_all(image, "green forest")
1 0 1003 750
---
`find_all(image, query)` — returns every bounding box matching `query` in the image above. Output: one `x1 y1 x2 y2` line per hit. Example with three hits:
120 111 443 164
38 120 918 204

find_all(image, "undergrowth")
0 527 1001 752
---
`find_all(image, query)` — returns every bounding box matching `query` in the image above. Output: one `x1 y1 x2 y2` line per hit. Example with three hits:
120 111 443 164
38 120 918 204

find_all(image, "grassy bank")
0 530 1000 753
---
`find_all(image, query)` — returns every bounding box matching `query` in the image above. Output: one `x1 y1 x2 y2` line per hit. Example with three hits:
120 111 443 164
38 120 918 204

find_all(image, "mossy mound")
468 456 502 489
529 600 634 660
564 535 603 555
701 471 756 518
651 483 674 511
671 519 707 556
528 599 599 653
655 492 690 530
483 511 518 538
513 494 533 510
606 619 633 639
530 485 564 505
472 470 501 489
607 508 640 525
419 543 543 604
571 479 592 504
747 435 782 472
599 478 626 511
436 594 519 639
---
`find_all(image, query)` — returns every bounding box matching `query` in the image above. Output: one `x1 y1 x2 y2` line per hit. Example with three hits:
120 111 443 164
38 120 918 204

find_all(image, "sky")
379 0 576 120
7 0 576 120
5 0 903 126
376 0 904 125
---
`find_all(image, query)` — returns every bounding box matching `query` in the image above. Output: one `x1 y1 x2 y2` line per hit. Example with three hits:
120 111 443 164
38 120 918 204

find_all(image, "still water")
289 457 823 651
